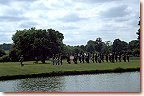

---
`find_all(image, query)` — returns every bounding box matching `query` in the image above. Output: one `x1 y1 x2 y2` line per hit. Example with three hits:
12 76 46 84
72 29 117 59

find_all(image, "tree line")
0 18 140 63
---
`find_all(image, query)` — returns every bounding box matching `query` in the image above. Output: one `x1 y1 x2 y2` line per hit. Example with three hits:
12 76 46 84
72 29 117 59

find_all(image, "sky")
0 0 140 46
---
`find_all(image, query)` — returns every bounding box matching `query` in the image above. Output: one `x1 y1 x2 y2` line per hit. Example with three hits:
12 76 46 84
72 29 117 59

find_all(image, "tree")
0 49 6 57
112 39 128 53
12 28 64 63
136 17 140 41
86 40 95 53
95 37 103 52
102 41 112 53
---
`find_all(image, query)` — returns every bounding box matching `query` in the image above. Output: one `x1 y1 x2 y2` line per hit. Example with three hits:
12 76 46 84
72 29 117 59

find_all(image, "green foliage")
0 49 6 57
9 45 20 62
112 39 128 53
0 43 12 50
136 17 140 40
0 54 10 62
12 28 64 63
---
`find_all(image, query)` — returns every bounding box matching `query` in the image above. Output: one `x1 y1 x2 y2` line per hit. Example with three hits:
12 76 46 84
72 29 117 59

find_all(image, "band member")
126 52 130 62
78 53 82 63
73 53 78 64
105 53 109 62
91 53 95 63
19 55 24 67
67 54 71 64
82 53 85 63
95 53 98 63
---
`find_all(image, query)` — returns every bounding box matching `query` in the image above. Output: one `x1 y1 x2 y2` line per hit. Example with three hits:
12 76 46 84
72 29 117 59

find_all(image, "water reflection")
0 72 140 92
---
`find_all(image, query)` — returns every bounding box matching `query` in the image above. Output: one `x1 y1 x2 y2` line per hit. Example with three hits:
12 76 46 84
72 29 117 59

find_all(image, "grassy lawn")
0 57 140 78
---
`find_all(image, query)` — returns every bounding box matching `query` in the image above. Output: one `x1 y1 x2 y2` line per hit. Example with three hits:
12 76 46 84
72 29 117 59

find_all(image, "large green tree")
12 28 64 63
112 39 128 53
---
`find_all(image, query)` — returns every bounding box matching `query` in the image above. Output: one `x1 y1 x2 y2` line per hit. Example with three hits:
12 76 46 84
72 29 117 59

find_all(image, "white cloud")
0 0 140 45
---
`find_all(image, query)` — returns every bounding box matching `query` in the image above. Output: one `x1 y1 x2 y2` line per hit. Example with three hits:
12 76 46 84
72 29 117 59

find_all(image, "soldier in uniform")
105 53 109 62
19 55 24 67
67 54 71 64
91 53 95 63
55 54 59 65
126 52 130 62
112 52 115 63
123 52 126 62
82 53 85 63
78 53 82 63
95 53 98 63
98 53 101 63
101 53 104 62
73 53 77 64
118 52 121 62
115 52 118 62
109 53 112 62
87 53 90 63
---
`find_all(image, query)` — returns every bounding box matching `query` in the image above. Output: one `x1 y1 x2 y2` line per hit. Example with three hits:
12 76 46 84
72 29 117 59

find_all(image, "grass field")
0 57 140 80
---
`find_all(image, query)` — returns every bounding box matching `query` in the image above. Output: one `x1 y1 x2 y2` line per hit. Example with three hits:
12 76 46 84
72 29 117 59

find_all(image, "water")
0 72 140 92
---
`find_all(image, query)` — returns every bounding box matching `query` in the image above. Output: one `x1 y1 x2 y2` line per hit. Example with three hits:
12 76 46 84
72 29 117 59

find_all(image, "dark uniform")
92 53 95 63
101 53 104 62
73 53 77 64
115 52 118 62
79 54 82 63
95 53 98 63
106 53 109 62
112 52 115 63
98 54 101 63
126 53 130 62
82 53 85 63
86 53 90 63
118 52 121 62
19 55 24 67
109 54 112 62
67 54 71 64
123 53 126 62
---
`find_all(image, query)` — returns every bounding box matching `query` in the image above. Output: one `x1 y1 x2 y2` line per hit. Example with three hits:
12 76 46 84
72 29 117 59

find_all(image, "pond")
0 72 140 92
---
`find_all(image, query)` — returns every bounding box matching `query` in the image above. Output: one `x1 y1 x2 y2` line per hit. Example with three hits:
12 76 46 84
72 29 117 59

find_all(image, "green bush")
0 54 10 62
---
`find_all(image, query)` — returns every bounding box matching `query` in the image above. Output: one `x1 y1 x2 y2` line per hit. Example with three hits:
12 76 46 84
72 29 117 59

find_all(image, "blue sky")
0 0 140 46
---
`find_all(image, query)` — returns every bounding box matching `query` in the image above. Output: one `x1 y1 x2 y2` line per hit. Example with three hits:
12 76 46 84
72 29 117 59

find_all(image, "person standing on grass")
118 52 121 62
114 52 118 62
55 54 59 65
91 53 95 63
67 54 71 64
82 53 85 63
78 53 82 63
109 53 112 62
19 55 24 67
101 53 104 62
73 53 78 64
126 52 130 62
123 52 126 62
95 53 98 63
106 53 109 62
111 52 115 63
98 53 101 63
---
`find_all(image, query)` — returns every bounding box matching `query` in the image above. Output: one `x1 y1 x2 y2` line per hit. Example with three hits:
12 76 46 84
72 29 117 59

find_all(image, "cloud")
0 16 28 22
19 21 38 29
0 0 37 5
100 5 130 18
74 0 115 4
59 13 88 22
